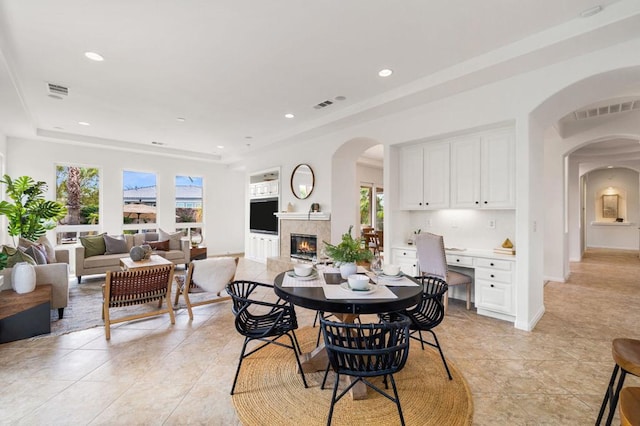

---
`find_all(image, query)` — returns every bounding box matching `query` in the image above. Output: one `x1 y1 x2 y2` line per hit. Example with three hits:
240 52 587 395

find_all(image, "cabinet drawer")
475 268 512 284
446 255 473 267
392 248 417 260
475 258 512 270
476 280 512 314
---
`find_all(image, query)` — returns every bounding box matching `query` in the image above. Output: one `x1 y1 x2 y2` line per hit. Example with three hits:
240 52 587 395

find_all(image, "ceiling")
0 0 637 164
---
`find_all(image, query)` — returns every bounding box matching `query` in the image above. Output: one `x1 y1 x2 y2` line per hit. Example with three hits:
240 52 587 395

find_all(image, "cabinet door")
399 145 424 209
475 279 513 314
423 142 450 209
481 130 514 208
450 136 481 208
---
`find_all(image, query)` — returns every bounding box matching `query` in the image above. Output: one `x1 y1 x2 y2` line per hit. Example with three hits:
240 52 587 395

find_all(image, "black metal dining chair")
226 280 308 395
379 275 452 380
319 315 411 426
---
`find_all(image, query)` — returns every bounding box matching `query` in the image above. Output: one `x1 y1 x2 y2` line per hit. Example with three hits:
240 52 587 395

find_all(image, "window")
55 165 100 244
176 175 204 245
360 185 384 231
123 171 157 232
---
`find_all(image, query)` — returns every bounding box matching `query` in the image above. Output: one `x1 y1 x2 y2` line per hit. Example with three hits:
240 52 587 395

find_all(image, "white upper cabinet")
450 128 514 209
399 142 450 210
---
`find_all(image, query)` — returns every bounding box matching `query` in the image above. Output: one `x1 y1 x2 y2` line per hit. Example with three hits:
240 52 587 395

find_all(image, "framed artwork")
602 194 619 219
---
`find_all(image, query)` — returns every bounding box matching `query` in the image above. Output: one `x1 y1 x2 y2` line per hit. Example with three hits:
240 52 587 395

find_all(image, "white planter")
339 262 357 279
11 262 36 294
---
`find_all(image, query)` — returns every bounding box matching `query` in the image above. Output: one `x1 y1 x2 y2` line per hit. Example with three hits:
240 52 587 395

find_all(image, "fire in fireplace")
290 233 317 260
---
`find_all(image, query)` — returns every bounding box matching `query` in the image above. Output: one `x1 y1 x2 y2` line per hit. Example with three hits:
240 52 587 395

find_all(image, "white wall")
5 137 246 256
585 167 639 249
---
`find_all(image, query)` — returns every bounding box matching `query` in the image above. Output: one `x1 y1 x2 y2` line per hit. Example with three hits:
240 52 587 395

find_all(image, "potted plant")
323 226 373 278
0 175 67 243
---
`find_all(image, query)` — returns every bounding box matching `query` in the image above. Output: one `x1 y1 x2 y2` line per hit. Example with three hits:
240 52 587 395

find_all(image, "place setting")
281 263 325 287
367 263 420 287
323 273 398 299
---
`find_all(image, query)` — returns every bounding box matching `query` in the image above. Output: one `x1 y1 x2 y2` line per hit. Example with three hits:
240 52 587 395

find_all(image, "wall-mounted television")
249 197 278 235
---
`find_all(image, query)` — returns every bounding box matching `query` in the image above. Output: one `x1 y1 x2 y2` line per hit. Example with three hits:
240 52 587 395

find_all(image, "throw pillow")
1 245 36 267
37 236 57 263
79 233 107 258
23 245 48 265
159 229 183 251
19 236 57 263
103 234 128 255
147 240 170 251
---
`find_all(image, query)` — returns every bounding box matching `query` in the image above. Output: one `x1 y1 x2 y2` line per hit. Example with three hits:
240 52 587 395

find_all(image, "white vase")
11 262 36 294
339 262 357 279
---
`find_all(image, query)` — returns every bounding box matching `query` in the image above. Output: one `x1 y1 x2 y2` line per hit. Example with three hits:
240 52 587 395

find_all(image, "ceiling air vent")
313 99 334 110
573 99 640 120
47 82 68 97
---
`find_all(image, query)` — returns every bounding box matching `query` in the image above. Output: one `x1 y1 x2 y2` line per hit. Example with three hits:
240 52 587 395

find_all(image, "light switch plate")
488 219 496 229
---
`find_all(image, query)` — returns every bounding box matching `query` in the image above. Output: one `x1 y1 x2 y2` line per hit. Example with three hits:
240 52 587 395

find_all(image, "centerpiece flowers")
323 226 373 278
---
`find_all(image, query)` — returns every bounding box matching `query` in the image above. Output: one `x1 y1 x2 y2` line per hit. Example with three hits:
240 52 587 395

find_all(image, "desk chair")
415 232 472 311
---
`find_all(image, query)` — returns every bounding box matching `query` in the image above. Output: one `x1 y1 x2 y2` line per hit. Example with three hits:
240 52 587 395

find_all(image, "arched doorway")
330 137 383 242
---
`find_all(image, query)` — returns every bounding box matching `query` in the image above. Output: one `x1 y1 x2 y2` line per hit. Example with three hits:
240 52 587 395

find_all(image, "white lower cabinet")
391 248 418 276
473 258 514 318
247 233 279 263
392 246 516 321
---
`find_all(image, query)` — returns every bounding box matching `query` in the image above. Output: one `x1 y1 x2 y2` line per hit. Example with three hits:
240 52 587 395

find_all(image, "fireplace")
290 233 317 260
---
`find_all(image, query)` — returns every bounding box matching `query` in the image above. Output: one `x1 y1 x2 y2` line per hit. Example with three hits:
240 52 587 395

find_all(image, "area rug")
231 326 473 425
48 273 189 336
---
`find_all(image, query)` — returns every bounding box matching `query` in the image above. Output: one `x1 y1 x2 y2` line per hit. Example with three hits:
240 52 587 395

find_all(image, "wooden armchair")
102 264 176 339
174 257 239 320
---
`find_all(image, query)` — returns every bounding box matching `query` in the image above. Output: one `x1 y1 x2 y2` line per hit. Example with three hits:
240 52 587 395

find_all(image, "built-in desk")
392 246 516 323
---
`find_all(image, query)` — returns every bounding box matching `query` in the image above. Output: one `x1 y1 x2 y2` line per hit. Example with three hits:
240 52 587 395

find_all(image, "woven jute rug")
232 326 473 425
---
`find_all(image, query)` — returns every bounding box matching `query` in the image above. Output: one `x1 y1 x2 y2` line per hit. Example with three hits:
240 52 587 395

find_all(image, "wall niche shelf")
590 221 635 226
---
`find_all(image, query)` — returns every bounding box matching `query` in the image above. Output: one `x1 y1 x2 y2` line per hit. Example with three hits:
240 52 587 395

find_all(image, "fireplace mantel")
275 212 331 221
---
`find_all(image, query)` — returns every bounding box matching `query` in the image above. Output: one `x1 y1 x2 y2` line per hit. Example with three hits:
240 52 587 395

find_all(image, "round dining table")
273 270 423 399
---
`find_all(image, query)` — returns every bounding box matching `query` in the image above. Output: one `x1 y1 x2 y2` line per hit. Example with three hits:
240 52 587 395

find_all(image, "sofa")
75 233 190 283
0 248 70 319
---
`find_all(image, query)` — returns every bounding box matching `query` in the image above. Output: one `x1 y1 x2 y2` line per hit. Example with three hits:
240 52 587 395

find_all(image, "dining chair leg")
321 362 331 389
417 330 425 350
291 330 303 355
389 374 406 426
286 333 308 388
597 365 621 425
327 373 341 426
230 338 249 395
429 330 452 380
466 283 471 310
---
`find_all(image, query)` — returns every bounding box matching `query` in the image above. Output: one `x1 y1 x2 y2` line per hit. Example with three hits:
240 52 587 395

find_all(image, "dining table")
273 266 423 399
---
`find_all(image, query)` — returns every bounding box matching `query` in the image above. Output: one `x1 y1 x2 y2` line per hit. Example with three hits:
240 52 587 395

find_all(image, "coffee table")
120 254 172 271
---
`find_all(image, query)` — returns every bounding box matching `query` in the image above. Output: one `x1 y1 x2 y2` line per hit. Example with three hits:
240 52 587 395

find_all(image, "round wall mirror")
290 164 315 199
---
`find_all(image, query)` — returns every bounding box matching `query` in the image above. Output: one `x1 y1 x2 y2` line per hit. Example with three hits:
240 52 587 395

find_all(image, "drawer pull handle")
490 274 495 278
490 262 494 266
456 259 460 262
490 284 494 288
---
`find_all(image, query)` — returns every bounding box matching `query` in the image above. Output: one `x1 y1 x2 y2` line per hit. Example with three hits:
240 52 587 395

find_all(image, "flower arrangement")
323 226 373 264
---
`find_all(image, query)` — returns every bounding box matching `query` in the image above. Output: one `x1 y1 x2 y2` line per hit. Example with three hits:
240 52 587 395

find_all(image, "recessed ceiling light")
607 165 614 168
245 136 253 139
176 117 186 122
335 96 347 101
84 51 104 62
217 145 224 149
78 121 90 126
285 113 295 119
378 69 393 77
580 5 603 18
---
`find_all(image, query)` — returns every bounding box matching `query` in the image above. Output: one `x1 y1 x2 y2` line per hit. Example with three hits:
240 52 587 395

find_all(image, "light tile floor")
0 248 638 425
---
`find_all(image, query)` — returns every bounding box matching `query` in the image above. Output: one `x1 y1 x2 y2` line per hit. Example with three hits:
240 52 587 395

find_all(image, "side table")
190 246 207 261
0 284 52 343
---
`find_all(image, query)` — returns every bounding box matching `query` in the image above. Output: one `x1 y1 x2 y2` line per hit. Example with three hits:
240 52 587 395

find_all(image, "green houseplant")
323 226 373 278
0 175 67 243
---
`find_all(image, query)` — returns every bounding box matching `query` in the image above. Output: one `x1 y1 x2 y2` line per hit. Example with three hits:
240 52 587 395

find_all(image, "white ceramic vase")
12 262 36 294
339 262 357 279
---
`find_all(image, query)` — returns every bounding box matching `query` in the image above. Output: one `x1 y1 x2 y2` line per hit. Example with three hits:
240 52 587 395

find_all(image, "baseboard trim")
515 304 545 331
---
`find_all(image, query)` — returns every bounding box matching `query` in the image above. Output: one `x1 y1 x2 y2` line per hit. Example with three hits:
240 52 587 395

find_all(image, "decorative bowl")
347 274 370 290
294 264 313 277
